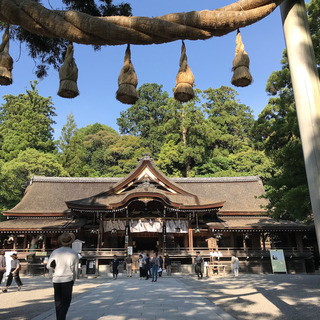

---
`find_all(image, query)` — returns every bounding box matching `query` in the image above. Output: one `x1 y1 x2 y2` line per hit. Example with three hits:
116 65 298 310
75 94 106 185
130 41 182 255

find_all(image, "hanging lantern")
231 30 252 87
0 28 13 86
174 41 194 102
58 43 79 98
116 44 138 104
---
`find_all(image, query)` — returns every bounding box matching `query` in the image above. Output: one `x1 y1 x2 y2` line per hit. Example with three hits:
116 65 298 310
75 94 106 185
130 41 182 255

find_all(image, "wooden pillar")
97 216 103 251
281 0 320 254
295 233 304 252
183 233 188 250
42 235 46 251
188 227 193 252
23 235 27 250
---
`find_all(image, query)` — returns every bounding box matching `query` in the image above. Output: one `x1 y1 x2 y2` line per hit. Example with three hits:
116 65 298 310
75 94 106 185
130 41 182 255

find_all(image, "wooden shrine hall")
0 155 316 274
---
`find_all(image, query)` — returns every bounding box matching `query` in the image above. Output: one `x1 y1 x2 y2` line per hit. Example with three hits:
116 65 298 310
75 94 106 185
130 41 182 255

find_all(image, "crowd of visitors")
136 251 171 281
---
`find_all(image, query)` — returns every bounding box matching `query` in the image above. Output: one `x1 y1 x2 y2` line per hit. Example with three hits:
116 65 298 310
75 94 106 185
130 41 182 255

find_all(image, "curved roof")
66 156 225 211
4 156 269 217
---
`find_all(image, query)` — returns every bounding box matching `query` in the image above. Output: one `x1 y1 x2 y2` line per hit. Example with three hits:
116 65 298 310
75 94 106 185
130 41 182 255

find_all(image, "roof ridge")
31 175 261 183
172 176 261 183
31 176 122 183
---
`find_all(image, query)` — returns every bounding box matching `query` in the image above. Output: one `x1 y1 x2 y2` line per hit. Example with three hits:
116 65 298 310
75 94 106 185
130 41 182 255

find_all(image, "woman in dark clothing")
112 255 119 280
158 256 163 277
0 250 6 286
138 254 145 279
144 253 151 280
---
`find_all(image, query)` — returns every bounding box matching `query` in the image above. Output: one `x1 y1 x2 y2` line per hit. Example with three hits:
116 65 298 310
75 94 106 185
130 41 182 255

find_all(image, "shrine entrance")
133 233 160 252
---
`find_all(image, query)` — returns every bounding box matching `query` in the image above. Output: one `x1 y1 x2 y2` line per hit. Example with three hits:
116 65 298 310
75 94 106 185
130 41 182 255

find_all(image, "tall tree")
157 93 206 177
0 81 57 162
202 86 255 155
117 83 170 157
252 51 311 221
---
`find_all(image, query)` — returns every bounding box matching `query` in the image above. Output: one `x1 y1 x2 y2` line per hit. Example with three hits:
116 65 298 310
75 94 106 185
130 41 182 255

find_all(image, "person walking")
231 255 239 277
164 254 172 276
0 250 6 287
125 254 133 277
150 252 160 282
47 232 79 320
3 253 23 292
195 251 203 279
112 255 119 280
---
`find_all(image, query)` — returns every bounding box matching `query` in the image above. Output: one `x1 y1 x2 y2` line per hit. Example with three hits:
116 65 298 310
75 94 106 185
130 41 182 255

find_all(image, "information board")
270 249 287 273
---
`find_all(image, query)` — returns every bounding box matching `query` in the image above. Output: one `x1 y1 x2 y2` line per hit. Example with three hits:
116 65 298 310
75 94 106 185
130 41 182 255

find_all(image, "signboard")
35 251 47 256
270 249 287 273
127 246 133 255
206 237 217 250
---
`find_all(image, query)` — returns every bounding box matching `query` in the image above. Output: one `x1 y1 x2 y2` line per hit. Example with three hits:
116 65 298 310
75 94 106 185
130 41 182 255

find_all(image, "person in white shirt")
47 232 79 320
2 253 22 292
231 255 239 277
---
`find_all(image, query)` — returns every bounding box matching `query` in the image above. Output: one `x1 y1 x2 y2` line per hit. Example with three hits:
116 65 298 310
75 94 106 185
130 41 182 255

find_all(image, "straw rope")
0 0 283 46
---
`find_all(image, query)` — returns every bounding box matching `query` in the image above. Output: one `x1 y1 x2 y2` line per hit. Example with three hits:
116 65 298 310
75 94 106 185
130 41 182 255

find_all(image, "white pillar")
281 0 320 253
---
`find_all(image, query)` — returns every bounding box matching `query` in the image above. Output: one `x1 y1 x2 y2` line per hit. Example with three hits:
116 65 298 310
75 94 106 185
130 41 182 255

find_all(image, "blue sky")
0 1 286 139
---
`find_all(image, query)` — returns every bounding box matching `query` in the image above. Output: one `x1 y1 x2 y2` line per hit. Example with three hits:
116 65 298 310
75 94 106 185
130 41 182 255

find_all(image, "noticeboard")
270 249 287 273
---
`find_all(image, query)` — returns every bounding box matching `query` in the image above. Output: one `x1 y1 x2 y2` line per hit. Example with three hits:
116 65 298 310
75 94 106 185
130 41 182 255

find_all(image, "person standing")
3 253 23 292
145 253 151 280
194 251 203 279
164 254 172 276
0 250 6 287
138 254 145 279
150 252 159 282
231 256 239 277
158 255 163 277
47 232 79 320
112 255 119 280
125 254 133 277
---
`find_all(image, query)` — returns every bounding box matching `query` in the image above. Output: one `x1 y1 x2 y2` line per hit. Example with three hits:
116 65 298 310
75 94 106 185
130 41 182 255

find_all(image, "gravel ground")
1 274 320 320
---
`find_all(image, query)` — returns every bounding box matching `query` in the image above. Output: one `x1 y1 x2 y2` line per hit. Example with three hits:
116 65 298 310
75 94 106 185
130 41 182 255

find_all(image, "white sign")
130 220 163 233
270 249 287 273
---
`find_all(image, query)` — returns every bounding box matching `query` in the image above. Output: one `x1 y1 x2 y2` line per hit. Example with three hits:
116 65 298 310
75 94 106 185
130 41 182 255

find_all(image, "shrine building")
0 155 316 274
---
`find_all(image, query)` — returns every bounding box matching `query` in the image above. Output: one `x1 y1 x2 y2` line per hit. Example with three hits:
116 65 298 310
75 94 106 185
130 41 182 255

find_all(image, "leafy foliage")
252 50 311 221
0 148 67 215
0 81 57 162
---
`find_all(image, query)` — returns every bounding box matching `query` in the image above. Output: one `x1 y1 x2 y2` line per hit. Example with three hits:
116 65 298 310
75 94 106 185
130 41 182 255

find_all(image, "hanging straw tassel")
58 43 79 98
116 44 138 104
0 28 13 86
174 41 194 102
231 30 252 87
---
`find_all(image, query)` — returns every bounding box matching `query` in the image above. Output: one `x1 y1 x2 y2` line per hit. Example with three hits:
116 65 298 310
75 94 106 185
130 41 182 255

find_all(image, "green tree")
0 81 57 162
0 148 68 218
103 135 148 176
252 51 311 221
202 86 255 155
117 83 170 157
157 93 207 177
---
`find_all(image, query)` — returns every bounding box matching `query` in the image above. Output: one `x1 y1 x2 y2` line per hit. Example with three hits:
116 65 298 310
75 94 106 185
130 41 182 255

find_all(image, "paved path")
1 274 320 320
32 277 234 320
